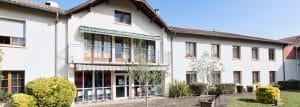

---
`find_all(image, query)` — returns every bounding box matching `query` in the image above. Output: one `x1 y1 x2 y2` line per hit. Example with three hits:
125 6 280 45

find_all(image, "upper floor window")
186 42 196 57
269 48 275 61
211 44 220 58
233 46 241 59
115 10 131 25
0 18 25 46
252 47 259 60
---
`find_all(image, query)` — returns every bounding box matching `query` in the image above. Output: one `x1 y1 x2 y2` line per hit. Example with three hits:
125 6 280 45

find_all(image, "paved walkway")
73 96 200 107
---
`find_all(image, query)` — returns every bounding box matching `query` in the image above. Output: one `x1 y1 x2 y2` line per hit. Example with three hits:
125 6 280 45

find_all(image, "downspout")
54 12 59 77
282 45 286 81
170 32 176 81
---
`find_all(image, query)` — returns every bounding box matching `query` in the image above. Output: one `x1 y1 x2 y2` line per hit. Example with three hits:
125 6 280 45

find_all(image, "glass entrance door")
115 74 129 98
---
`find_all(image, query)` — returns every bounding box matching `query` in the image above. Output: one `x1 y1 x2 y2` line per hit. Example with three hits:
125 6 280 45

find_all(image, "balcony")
68 44 170 65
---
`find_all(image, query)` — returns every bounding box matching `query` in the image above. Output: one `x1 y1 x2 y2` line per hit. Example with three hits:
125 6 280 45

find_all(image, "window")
0 18 26 46
269 71 276 83
115 37 131 61
252 71 260 84
233 71 241 84
252 47 259 60
233 46 240 59
269 48 275 60
84 34 112 62
134 39 156 63
186 71 197 84
186 42 196 57
211 44 220 58
212 71 221 84
0 71 24 93
115 10 131 25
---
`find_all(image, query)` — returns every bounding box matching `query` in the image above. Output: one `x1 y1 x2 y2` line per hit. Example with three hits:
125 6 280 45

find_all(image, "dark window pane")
84 71 93 88
0 36 10 44
95 71 103 87
104 72 111 87
17 79 24 86
75 72 83 88
1 80 8 87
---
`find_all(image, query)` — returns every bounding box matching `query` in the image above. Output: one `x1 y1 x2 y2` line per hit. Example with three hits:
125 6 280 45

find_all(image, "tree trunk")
145 81 149 107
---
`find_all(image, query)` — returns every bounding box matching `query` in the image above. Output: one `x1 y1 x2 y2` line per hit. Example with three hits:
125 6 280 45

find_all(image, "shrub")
256 86 281 104
0 91 12 103
26 77 76 107
208 87 216 95
169 80 192 97
189 83 207 96
215 83 236 94
236 85 244 93
11 93 37 107
278 80 300 90
247 86 254 93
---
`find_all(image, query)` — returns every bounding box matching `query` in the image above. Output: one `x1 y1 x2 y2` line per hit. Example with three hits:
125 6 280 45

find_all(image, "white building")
0 0 291 103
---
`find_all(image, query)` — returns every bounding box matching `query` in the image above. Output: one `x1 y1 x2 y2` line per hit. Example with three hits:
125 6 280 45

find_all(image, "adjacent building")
0 0 294 103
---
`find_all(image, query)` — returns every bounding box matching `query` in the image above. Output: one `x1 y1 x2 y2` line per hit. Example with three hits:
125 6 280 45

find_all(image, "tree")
189 51 223 97
128 40 166 107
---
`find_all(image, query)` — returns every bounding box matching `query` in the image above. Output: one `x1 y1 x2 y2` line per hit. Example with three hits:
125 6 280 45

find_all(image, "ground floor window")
233 71 241 84
252 71 260 84
212 71 221 84
186 71 197 84
0 71 24 93
75 71 111 102
269 71 276 83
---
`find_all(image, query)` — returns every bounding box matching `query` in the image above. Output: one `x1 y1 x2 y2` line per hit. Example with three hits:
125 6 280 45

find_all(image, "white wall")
284 59 300 80
171 34 284 86
0 4 59 83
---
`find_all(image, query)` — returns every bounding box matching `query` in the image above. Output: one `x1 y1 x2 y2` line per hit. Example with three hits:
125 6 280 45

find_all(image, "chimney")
45 1 59 8
154 9 159 14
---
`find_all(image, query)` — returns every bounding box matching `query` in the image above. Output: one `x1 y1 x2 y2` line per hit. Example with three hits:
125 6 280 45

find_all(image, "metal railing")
68 44 170 65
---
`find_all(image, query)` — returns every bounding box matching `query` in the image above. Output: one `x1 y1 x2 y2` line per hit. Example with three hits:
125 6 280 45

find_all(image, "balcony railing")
68 44 170 65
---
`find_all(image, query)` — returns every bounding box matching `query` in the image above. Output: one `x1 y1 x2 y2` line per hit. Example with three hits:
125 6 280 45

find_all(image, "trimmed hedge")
11 93 37 107
278 80 300 90
169 80 192 97
215 83 236 94
189 83 207 96
26 77 76 107
256 86 281 104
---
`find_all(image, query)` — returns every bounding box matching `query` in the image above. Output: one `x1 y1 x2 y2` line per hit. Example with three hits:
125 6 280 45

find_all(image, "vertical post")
131 38 135 63
112 37 115 62
111 71 116 100
92 70 95 101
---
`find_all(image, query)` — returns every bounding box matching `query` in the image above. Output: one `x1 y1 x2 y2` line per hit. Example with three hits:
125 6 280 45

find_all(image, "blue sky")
31 0 300 39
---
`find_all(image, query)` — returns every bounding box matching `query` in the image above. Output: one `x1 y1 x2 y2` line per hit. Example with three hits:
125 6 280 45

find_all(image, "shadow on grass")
237 98 257 103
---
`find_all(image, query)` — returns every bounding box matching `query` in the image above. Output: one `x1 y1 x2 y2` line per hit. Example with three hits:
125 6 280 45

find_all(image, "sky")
31 0 300 40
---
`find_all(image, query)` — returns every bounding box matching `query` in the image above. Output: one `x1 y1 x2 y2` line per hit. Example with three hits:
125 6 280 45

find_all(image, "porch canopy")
79 26 161 41
75 64 168 71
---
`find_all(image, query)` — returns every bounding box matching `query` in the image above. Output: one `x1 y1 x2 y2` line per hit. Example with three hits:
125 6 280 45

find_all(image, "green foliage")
215 83 236 94
278 80 300 90
247 86 254 93
236 85 244 93
26 77 76 107
169 80 192 97
0 91 12 103
208 87 217 95
189 83 207 96
256 86 281 104
11 93 37 107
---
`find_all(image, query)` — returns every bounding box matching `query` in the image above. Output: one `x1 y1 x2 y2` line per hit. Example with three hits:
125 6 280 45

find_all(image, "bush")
256 86 281 104
247 86 254 93
26 77 76 107
215 83 236 94
236 85 244 93
208 87 217 95
0 91 12 103
189 83 207 96
278 80 300 90
169 80 192 97
11 93 37 107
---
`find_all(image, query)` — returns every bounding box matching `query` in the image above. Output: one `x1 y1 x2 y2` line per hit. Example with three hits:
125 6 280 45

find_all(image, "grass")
227 91 300 107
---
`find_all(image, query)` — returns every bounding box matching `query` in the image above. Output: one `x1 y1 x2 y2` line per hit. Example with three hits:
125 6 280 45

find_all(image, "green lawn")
227 91 300 107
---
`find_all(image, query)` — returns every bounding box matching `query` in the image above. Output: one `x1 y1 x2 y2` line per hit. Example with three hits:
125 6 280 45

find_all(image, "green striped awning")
79 26 161 40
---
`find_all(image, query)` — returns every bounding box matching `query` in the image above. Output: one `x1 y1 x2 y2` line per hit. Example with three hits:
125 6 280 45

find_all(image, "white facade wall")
0 4 62 83
171 34 285 86
284 59 300 80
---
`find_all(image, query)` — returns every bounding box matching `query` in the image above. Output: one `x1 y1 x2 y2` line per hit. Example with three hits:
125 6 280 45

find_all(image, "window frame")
0 18 26 47
115 10 132 25
269 48 276 61
0 71 25 93
252 71 260 84
252 47 259 60
233 71 241 84
185 42 196 58
212 71 221 84
232 45 241 60
186 71 197 84
211 44 220 58
269 71 276 83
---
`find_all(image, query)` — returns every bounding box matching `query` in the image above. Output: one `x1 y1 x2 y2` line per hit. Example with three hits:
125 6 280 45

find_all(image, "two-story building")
0 0 290 103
